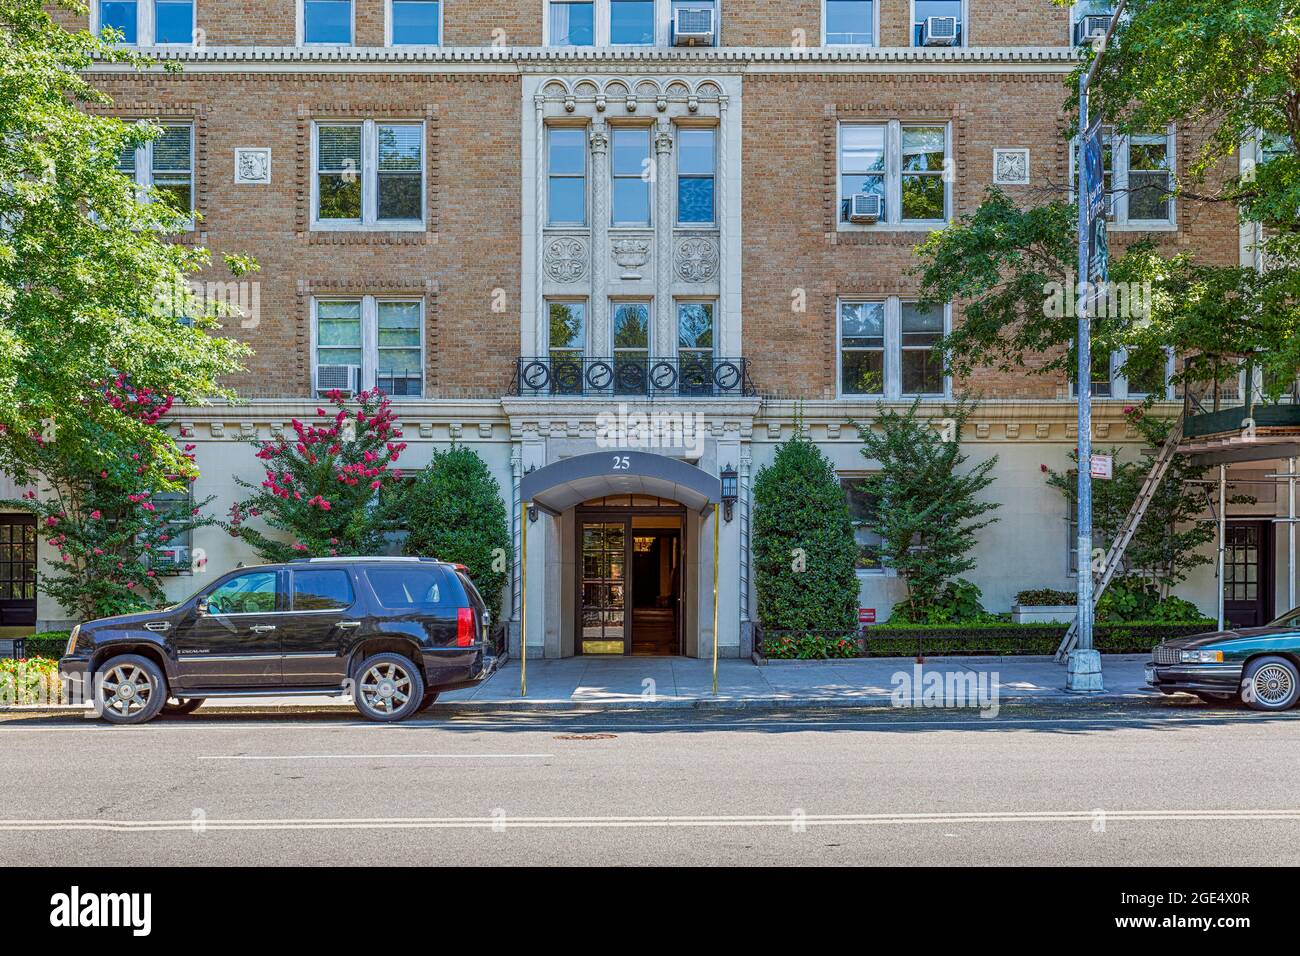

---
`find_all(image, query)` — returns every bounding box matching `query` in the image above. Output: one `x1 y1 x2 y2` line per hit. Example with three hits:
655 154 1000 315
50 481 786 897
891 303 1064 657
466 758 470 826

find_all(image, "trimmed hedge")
11 631 70 660
757 621 1216 659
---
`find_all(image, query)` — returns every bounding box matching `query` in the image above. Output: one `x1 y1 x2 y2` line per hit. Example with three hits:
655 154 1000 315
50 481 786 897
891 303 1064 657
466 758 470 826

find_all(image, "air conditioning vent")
848 192 882 224
1075 14 1113 46
673 7 715 46
315 364 360 397
922 15 959 46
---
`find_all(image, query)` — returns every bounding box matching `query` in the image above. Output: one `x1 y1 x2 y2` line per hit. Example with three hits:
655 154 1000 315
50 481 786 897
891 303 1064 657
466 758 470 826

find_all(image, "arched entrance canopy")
521 451 720 517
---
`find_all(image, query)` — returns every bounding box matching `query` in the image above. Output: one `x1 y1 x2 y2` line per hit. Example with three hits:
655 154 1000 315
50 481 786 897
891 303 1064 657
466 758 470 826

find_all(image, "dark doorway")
0 515 36 628
576 498 684 656
1224 520 1274 629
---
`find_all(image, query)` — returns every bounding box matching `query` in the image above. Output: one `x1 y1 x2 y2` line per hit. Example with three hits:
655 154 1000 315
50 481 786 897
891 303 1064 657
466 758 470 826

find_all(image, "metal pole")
1290 458 1296 610
1075 71 1095 657
712 503 720 696
1217 467 1226 631
520 501 528 698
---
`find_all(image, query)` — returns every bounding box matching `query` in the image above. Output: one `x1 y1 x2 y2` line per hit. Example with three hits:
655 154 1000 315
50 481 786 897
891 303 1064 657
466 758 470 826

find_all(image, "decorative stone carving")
655 126 674 155
1005 423 1021 439
234 148 271 185
544 236 588 282
674 236 719 282
993 148 1030 186
612 238 651 280
1036 423 1051 439
976 423 990 439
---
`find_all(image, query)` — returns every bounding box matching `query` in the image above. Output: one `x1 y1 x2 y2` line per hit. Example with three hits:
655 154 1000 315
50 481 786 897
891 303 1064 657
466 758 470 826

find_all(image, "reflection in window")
304 0 352 43
901 126 946 221
825 0 874 45
548 127 587 225
677 128 715 224
207 572 278 615
841 475 883 571
613 302 650 394
612 127 651 225
550 1 595 45
678 301 714 394
292 569 355 611
611 0 655 44
914 0 963 45
900 303 944 394
99 0 138 42
390 0 440 44
548 301 587 394
316 124 363 220
840 301 885 395
1127 133 1171 222
840 123 886 222
154 0 194 42
377 301 423 396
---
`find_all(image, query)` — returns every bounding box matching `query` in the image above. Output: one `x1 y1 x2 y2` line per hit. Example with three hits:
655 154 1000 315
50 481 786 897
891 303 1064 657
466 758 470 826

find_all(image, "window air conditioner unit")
673 8 715 46
922 16 959 46
316 364 360 397
1075 14 1112 46
848 193 882 224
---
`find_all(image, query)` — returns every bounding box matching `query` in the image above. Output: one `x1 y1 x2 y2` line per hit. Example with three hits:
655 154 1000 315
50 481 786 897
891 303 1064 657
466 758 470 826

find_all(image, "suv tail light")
456 606 474 647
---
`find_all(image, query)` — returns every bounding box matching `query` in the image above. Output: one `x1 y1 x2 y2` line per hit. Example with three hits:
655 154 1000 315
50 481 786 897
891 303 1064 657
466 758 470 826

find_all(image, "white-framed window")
545 0 719 47
312 121 425 230
912 0 965 47
547 299 588 394
611 126 652 226
312 297 425 398
823 0 876 46
838 298 950 399
386 0 441 44
676 299 714 393
1072 346 1174 400
612 299 652 395
676 126 716 225
547 126 588 226
115 121 194 226
301 0 354 44
95 0 195 45
839 121 951 228
840 473 884 573
1072 127 1176 229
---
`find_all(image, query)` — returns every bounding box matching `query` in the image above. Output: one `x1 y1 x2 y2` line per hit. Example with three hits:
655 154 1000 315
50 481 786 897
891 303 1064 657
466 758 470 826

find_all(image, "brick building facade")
14 0 1289 658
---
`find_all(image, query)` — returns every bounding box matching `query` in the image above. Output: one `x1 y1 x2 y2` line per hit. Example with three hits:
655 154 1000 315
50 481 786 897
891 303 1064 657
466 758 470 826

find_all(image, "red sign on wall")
858 608 876 625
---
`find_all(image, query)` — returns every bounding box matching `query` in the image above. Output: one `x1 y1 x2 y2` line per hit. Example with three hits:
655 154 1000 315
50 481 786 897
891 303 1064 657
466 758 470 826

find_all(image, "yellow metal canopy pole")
520 500 528 698
712 502 720 696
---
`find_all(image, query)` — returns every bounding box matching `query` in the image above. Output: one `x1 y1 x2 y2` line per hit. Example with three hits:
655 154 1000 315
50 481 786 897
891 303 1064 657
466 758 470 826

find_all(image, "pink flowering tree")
0 375 217 622
226 389 407 561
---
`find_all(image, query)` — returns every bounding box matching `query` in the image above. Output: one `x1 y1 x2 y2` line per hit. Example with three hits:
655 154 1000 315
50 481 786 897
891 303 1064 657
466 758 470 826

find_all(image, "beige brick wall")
739 72 1242 400
92 72 522 400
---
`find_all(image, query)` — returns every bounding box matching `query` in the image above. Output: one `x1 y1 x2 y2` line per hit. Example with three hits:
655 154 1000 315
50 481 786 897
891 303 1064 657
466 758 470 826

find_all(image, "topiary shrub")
395 446 511 622
752 432 860 631
1015 588 1077 606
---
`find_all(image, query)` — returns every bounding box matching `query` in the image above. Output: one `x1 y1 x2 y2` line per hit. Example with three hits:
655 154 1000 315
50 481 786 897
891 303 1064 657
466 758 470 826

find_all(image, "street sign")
858 608 876 625
1090 454 1113 480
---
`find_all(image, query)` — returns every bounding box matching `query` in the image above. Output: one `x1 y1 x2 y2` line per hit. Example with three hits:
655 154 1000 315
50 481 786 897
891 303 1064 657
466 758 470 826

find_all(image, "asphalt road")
4 699 1299 866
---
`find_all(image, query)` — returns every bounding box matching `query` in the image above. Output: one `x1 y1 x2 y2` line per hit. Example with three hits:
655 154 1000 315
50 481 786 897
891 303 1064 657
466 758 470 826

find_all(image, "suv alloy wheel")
353 652 426 722
96 654 168 725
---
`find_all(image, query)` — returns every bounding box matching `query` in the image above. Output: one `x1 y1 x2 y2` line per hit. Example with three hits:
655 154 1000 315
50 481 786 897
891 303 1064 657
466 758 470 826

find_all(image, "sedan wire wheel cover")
360 663 412 714
1252 663 1295 706
99 664 154 717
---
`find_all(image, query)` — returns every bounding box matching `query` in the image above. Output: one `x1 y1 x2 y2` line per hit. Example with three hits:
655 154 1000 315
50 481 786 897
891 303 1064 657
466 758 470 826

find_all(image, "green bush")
761 632 860 660
1096 576 1206 623
23 632 71 659
889 578 1006 625
1015 588 1077 606
752 432 860 631
861 621 1215 657
394 446 511 622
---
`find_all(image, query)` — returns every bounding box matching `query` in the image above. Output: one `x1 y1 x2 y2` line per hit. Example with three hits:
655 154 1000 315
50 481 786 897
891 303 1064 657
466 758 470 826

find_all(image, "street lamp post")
1066 1 1128 694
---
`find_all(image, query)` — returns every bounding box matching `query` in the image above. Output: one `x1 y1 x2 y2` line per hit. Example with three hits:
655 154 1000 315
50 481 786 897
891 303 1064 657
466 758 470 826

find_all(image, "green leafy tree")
915 2 1300 398
0 377 215 622
226 390 407 561
392 446 511 621
1043 409 1241 601
752 432 860 631
853 400 1000 622
0 0 252 483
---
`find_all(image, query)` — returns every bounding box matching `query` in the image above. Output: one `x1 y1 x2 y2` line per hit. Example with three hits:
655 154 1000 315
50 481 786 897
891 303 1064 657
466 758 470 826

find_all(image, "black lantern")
720 464 738 522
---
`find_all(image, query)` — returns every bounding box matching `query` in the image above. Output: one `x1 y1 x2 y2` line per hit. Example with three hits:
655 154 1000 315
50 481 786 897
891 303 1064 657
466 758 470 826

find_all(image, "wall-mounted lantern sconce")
528 504 539 523
720 464 738 522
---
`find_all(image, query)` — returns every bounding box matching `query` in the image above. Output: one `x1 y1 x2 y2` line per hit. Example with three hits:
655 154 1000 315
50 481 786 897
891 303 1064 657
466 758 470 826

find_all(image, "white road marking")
3 809 1300 833
197 753 554 761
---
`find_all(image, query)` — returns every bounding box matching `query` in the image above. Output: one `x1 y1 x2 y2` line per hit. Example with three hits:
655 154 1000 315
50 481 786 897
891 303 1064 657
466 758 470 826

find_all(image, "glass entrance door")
580 521 627 654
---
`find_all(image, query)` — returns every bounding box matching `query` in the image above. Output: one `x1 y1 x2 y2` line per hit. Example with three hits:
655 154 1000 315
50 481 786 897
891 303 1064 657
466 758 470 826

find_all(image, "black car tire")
1242 656 1300 712
353 652 426 723
162 697 205 716
95 654 168 725
415 691 439 713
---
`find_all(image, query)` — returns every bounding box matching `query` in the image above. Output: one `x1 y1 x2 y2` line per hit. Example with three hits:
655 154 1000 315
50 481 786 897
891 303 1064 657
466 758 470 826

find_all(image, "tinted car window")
366 566 446 609
206 571 278 615
293 568 355 611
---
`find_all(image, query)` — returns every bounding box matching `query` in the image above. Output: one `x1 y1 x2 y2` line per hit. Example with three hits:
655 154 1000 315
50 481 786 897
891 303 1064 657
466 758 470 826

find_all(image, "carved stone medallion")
674 236 719 282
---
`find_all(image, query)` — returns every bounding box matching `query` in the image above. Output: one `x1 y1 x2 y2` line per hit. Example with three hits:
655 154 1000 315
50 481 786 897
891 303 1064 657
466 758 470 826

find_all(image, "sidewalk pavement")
5 654 1161 715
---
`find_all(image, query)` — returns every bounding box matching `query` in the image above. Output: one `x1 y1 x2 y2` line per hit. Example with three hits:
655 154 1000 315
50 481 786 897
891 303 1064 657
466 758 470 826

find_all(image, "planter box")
1011 604 1076 624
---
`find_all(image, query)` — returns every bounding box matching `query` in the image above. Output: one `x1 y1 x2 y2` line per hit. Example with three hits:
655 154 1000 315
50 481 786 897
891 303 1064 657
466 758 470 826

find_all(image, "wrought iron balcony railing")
515 355 754 399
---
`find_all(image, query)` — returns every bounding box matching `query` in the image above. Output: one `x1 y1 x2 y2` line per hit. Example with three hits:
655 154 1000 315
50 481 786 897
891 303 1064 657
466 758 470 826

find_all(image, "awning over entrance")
521 451 721 516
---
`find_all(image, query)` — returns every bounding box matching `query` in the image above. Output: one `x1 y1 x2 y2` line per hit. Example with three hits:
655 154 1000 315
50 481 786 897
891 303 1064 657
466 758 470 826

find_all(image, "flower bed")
0 657 66 705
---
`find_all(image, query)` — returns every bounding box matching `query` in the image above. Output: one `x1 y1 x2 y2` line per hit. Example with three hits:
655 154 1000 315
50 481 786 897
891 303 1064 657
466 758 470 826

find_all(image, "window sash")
304 0 353 43
611 127 652 226
550 1 596 46
548 127 588 226
840 121 949 225
840 474 884 571
313 121 424 228
839 299 949 398
913 0 964 46
117 122 194 220
677 127 716 224
314 297 424 397
389 0 440 44
825 0 875 45
610 0 656 44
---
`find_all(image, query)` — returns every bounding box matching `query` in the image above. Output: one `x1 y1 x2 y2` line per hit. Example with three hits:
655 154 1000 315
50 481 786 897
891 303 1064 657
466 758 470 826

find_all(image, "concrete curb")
0 688 1165 717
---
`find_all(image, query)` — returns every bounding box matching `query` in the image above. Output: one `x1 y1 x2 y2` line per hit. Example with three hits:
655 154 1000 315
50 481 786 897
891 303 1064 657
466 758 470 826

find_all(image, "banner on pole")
1082 120 1110 290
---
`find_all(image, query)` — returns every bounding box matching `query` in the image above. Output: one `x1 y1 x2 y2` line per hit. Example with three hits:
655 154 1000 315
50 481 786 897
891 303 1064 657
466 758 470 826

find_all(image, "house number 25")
612 455 631 470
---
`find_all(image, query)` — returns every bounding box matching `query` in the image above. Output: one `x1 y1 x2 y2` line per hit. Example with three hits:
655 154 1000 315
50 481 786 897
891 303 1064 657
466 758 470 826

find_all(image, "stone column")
717 95 731 356
532 95 546 355
589 121 610 356
654 120 675 356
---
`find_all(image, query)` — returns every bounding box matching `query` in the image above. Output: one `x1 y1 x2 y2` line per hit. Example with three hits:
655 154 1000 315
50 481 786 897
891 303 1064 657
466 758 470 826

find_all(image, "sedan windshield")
1267 607 1300 628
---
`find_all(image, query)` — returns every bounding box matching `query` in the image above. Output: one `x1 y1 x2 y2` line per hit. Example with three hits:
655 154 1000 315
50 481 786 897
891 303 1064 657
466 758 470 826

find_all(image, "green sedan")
1148 607 1300 711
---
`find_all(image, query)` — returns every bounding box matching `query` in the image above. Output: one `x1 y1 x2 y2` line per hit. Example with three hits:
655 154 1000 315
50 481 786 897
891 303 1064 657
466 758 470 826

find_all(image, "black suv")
59 557 499 724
